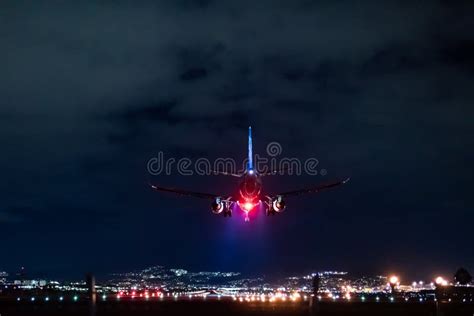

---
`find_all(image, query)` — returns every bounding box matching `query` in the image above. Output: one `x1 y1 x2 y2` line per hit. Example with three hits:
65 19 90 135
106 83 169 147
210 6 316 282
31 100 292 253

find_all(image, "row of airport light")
13 276 457 304
390 275 452 287
17 295 78 302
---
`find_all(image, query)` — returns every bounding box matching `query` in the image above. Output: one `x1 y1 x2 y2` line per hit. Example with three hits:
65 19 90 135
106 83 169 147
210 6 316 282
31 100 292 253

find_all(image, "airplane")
150 127 349 222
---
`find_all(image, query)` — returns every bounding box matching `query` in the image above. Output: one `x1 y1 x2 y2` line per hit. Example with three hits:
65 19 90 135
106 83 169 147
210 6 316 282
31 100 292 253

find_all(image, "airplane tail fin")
247 126 253 172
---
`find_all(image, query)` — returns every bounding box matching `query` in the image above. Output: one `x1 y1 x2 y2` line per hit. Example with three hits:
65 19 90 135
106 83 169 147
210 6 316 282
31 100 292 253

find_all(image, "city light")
3 266 473 310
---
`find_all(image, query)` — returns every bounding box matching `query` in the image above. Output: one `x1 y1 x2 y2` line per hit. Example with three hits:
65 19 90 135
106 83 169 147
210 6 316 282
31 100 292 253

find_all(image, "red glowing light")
243 202 254 211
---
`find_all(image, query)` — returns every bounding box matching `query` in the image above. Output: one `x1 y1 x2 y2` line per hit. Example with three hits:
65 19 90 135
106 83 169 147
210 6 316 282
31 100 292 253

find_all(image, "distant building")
13 279 47 288
171 269 188 276
0 271 8 284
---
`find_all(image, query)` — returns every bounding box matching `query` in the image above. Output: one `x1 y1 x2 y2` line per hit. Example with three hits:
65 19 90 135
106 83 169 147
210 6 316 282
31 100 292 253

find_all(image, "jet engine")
266 195 286 214
211 197 232 217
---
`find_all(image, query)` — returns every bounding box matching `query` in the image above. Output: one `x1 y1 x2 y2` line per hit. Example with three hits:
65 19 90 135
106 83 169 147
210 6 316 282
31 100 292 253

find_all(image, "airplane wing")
259 166 293 176
149 183 223 200
211 170 242 177
273 178 350 197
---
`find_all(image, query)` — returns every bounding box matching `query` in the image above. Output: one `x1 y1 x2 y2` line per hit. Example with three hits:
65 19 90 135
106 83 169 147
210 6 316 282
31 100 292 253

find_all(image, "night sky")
0 1 473 281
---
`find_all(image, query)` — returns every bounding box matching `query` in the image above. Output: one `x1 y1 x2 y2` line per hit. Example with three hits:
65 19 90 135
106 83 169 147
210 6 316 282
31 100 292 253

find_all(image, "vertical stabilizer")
247 126 253 171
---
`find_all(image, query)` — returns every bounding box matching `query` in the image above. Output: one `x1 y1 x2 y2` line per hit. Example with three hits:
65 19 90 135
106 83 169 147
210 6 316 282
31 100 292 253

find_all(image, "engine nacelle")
211 198 225 214
267 195 286 214
211 197 232 216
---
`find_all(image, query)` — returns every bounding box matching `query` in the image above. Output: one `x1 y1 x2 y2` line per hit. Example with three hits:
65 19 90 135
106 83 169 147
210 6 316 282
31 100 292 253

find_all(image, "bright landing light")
243 202 254 211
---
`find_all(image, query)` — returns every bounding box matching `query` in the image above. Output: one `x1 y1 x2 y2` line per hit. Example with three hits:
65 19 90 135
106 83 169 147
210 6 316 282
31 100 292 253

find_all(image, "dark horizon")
1 1 473 281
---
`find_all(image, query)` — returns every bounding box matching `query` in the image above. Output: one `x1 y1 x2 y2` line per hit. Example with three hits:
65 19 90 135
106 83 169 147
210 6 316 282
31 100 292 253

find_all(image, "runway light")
73 295 78 302
17 297 21 301
45 297 49 302
59 296 64 301
31 297 35 302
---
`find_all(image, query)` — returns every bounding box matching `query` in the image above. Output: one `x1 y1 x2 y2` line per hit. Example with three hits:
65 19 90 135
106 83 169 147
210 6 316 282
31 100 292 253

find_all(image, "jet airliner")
150 127 349 221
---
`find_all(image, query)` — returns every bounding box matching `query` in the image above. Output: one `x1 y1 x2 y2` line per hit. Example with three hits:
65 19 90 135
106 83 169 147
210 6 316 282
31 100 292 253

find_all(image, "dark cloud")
179 67 209 81
440 40 474 69
111 100 179 125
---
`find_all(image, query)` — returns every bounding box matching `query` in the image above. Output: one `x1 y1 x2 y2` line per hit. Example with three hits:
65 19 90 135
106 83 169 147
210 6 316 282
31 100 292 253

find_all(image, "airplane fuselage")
239 171 262 204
